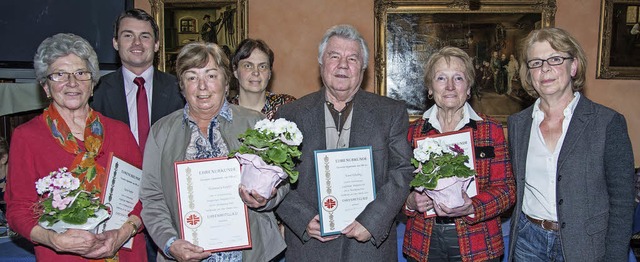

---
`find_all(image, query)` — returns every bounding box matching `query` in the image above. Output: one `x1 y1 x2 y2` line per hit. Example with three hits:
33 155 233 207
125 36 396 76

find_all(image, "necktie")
134 77 149 153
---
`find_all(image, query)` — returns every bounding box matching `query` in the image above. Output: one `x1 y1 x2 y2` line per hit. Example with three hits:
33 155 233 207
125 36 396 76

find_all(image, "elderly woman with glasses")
5 33 147 261
507 27 635 261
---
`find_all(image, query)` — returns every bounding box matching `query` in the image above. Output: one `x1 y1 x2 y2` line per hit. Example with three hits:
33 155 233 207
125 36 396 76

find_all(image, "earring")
428 93 433 100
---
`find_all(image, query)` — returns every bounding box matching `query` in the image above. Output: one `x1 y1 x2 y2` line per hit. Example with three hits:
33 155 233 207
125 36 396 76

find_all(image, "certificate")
174 158 251 252
314 147 376 236
414 128 477 218
100 154 142 249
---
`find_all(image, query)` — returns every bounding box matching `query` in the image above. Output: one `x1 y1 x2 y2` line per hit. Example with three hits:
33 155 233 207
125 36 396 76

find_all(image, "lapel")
557 96 594 171
109 68 131 125
303 91 328 151
349 90 374 147
512 106 533 182
150 69 169 124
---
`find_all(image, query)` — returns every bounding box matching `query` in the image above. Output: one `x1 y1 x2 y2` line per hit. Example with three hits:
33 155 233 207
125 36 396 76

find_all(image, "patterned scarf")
43 104 105 192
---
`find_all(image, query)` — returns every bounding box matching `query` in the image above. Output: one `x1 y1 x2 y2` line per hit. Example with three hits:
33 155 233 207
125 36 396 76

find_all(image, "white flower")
52 175 65 188
35 178 51 195
70 177 80 190
272 118 289 135
60 176 73 190
254 118 273 133
413 147 430 162
414 138 452 163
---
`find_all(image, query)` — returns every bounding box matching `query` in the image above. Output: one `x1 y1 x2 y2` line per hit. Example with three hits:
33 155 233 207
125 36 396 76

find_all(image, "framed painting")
150 0 247 74
597 0 640 79
374 0 556 122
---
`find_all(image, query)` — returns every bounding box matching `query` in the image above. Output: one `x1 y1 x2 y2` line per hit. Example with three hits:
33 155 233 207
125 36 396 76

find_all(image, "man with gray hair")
275 24 413 261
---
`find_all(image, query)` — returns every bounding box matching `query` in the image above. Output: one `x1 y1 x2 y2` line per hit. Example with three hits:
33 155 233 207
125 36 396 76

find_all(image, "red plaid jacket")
403 116 515 262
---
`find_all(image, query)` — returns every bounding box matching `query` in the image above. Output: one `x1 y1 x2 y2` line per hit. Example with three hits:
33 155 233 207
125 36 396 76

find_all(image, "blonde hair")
423 46 475 92
518 27 587 92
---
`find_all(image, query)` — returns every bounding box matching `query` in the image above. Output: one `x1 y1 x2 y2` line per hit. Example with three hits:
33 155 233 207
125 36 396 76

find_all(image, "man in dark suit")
92 9 184 149
90 9 184 261
274 24 414 261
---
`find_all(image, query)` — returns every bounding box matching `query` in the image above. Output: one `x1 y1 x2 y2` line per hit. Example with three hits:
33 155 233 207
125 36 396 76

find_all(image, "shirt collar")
182 100 233 126
422 102 482 133
531 92 581 119
122 66 154 84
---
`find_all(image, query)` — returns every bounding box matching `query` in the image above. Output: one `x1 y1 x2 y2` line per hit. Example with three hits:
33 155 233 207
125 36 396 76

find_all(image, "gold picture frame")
597 0 640 79
374 0 556 121
149 0 247 74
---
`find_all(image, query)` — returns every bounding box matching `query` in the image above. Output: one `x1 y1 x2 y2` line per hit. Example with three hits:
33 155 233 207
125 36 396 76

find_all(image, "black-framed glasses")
46 71 92 82
526 56 574 69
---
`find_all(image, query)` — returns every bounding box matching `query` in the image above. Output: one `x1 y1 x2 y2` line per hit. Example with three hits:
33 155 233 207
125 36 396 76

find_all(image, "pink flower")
52 193 73 210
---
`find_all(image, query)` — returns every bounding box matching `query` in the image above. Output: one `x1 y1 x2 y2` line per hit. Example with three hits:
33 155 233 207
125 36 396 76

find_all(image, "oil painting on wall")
375 0 556 122
597 0 640 79
150 0 247 74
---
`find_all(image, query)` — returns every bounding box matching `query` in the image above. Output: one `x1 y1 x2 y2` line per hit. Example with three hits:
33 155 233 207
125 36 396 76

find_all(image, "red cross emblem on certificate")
187 214 200 225
322 196 338 212
184 211 202 229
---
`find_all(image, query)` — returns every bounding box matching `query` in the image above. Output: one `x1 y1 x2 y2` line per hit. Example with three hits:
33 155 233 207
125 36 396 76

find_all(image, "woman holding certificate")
5 33 146 261
139 42 287 262
402 47 516 262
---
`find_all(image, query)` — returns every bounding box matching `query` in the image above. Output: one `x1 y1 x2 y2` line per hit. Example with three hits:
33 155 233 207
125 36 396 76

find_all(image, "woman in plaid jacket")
402 47 516 262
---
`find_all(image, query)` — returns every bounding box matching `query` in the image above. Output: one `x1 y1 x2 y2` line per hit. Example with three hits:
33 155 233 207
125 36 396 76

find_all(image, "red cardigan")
403 116 516 262
6 112 147 262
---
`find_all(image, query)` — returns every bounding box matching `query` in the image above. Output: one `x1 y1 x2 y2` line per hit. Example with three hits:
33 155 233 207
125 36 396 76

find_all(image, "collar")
422 102 482 133
182 100 233 126
122 66 154 83
531 92 581 119
324 88 358 108
123 66 154 93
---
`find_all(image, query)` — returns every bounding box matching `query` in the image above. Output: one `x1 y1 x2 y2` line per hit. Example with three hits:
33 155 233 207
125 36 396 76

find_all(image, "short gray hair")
318 24 369 69
34 33 100 85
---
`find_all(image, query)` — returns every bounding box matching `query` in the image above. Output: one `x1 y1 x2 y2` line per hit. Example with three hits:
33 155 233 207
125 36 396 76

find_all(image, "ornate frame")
149 0 247 72
597 0 640 79
374 0 556 120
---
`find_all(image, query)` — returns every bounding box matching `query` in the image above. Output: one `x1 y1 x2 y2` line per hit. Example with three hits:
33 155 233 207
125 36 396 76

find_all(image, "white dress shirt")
422 102 483 133
522 92 580 221
122 67 154 144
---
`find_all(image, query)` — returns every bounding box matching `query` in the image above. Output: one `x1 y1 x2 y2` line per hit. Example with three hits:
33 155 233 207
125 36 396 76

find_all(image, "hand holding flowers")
35 167 107 229
231 118 303 199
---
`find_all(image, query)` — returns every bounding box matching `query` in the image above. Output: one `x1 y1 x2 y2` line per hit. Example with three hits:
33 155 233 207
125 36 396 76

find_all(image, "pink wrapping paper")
417 176 473 209
235 153 288 199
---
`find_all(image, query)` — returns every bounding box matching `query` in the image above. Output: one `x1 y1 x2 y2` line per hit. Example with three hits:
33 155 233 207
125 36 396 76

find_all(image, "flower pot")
39 208 110 234
235 153 288 199
420 176 474 209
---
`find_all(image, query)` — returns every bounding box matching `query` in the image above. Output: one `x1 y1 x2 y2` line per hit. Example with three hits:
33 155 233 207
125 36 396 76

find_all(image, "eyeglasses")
239 62 270 73
526 56 574 69
46 71 92 82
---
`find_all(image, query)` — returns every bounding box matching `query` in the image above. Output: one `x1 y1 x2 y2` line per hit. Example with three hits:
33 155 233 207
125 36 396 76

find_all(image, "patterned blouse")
182 101 242 262
228 92 296 119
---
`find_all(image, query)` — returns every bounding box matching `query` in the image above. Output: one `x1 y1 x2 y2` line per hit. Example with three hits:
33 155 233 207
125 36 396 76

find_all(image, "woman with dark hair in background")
229 38 295 119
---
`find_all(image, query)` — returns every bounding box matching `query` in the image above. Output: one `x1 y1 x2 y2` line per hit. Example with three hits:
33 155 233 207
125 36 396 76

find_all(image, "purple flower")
450 144 464 155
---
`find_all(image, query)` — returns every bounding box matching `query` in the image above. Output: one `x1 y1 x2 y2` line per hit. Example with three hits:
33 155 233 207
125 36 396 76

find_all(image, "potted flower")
231 118 303 198
410 138 475 208
35 167 109 233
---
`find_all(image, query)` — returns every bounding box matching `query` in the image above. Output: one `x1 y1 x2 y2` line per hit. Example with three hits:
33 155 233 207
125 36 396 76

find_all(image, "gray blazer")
275 89 414 261
507 95 635 261
140 105 287 262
